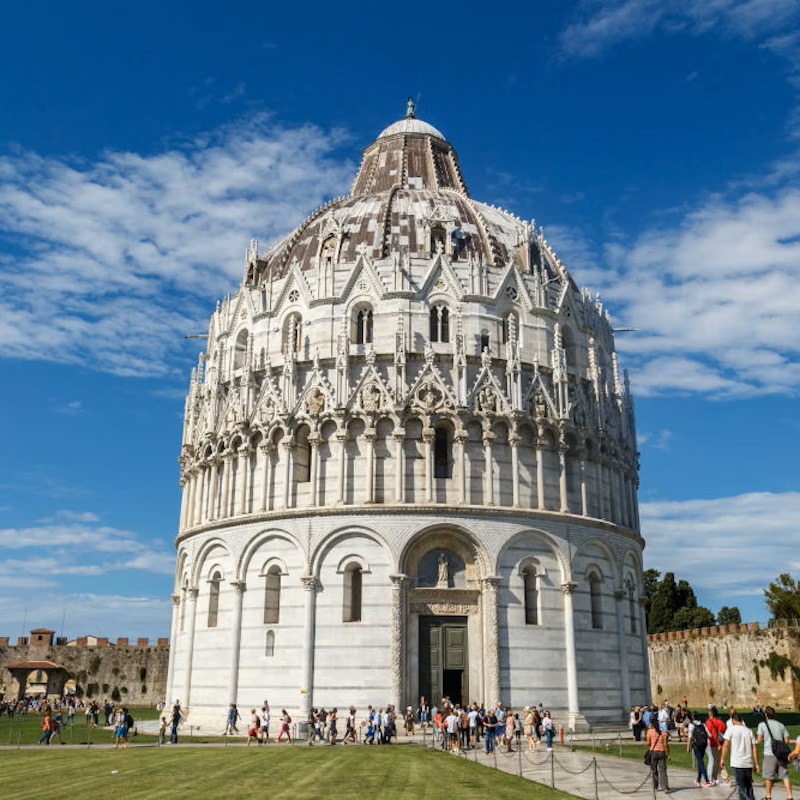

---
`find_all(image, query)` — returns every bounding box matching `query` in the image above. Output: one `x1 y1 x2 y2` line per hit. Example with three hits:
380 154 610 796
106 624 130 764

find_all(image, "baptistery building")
165 104 648 731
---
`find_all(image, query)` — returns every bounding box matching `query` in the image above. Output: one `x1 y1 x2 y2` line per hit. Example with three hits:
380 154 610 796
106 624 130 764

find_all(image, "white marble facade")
165 106 649 731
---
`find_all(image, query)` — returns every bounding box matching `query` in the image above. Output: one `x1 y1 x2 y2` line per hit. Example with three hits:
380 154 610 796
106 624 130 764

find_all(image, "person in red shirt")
705 705 727 785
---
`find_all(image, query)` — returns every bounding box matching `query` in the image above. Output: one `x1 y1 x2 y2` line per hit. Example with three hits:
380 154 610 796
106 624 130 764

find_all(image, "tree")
764 573 800 622
673 605 716 630
717 606 741 626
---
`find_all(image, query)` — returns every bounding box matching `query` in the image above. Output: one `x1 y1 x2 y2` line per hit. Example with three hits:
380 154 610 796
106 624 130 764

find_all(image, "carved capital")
482 575 502 589
301 574 319 592
231 581 247 594
613 589 626 601
560 582 577 595
187 587 199 600
508 434 521 447
171 594 181 607
422 427 435 443
389 573 408 588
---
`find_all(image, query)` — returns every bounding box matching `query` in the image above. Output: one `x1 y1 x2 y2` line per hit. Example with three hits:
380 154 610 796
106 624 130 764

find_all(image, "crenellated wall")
0 636 169 705
647 624 800 709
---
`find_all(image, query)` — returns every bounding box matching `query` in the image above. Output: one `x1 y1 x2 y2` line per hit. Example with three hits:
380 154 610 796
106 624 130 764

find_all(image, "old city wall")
648 623 800 709
0 636 169 706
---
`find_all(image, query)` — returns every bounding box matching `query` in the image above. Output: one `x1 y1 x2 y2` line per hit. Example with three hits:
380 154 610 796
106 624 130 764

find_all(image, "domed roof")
377 117 445 140
250 105 535 282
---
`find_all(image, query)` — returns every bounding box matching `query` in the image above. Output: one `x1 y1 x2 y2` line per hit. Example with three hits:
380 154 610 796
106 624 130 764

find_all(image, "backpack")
691 723 708 749
125 713 134 729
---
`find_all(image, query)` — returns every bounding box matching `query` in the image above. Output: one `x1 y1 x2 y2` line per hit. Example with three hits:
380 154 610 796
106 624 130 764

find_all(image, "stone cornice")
174 502 644 549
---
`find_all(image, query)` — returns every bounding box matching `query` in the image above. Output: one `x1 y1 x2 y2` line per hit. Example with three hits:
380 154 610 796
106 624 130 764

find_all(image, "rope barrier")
594 763 654 795
552 754 596 775
522 749 554 766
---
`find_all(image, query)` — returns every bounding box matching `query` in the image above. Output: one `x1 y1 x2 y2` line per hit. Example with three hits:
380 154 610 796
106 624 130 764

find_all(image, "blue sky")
1 0 799 639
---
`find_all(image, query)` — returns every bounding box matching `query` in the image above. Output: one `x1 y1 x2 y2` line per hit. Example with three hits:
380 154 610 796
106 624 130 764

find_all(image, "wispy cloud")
0 114 354 377
641 491 800 617
559 0 800 59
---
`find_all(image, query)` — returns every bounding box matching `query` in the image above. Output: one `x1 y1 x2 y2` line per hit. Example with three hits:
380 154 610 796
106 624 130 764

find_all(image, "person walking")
687 712 712 787
721 712 759 800
756 706 792 800
705 705 727 785
646 718 671 793
277 708 292 743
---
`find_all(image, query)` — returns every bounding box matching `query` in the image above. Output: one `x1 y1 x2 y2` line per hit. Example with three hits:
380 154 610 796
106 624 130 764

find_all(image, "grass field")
0 745 577 800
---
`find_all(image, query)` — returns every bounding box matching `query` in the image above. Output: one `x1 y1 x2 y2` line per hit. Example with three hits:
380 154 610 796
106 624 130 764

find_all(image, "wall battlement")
0 636 169 648
647 622 761 643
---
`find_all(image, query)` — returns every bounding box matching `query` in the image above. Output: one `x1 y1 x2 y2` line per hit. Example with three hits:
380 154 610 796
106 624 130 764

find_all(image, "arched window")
343 563 363 623
265 630 275 657
627 580 637 635
207 571 221 628
264 566 282 624
429 305 450 343
480 331 490 353
233 329 248 370
523 566 539 625
356 308 373 345
320 235 337 268
434 426 452 479
589 573 603 630
562 326 577 370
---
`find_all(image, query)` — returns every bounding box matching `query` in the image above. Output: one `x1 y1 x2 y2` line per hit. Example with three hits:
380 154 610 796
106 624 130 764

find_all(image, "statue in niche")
437 552 449 588
306 389 325 417
361 383 382 412
479 387 497 414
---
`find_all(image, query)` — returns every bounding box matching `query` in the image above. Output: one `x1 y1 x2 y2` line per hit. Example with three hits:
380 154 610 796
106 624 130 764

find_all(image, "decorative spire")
405 96 416 118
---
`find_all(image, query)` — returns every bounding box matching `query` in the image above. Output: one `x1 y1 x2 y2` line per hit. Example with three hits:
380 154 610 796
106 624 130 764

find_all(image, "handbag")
764 718 791 764
643 749 652 766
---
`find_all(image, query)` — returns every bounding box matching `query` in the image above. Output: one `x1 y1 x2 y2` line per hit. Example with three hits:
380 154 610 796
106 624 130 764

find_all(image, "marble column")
393 430 405 503
455 433 467 505
483 433 495 506
535 444 545 509
309 435 320 507
300 575 319 717
336 430 347 505
614 589 632 716
281 440 292 510
165 593 181 704
389 574 408 711
423 427 434 503
561 582 580 722
482 576 502 705
365 428 375 503
558 441 569 513
183 588 199 711
639 596 652 701
598 461 607 520
579 452 588 517
179 480 189 531
510 434 520 507
228 581 246 704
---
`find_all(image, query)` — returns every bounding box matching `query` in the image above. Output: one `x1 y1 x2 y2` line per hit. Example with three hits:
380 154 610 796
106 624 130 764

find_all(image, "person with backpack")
705 705 727 785
756 706 792 800
687 712 712 786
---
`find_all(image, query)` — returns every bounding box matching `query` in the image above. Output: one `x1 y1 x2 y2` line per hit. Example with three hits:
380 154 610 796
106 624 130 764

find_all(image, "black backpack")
125 713 134 729
691 723 708 749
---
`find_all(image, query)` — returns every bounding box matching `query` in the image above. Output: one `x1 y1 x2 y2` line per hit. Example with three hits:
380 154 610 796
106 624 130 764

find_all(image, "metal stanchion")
518 745 523 776
17 730 21 750
550 748 555 788
593 758 599 800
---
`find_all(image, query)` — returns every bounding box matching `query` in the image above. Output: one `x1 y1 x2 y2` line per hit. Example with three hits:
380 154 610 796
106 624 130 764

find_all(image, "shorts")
763 755 788 781
114 726 128 738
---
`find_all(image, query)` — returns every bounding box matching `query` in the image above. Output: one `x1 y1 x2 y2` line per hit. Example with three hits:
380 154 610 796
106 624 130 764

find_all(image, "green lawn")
0 745 577 800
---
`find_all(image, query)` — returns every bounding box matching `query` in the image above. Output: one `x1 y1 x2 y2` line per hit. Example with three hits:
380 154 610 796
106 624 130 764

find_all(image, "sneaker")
695 781 702 787
704 782 713 787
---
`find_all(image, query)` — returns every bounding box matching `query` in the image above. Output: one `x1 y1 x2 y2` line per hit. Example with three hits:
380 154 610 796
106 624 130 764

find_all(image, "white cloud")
640 491 800 617
559 0 800 59
0 114 354 377
556 186 800 396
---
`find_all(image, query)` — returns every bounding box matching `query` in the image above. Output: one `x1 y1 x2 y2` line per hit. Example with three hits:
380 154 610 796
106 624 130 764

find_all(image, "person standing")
721 712 759 800
112 707 129 749
756 706 792 800
483 707 498 755
645 718 671 793
542 710 555 750
169 701 182 744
